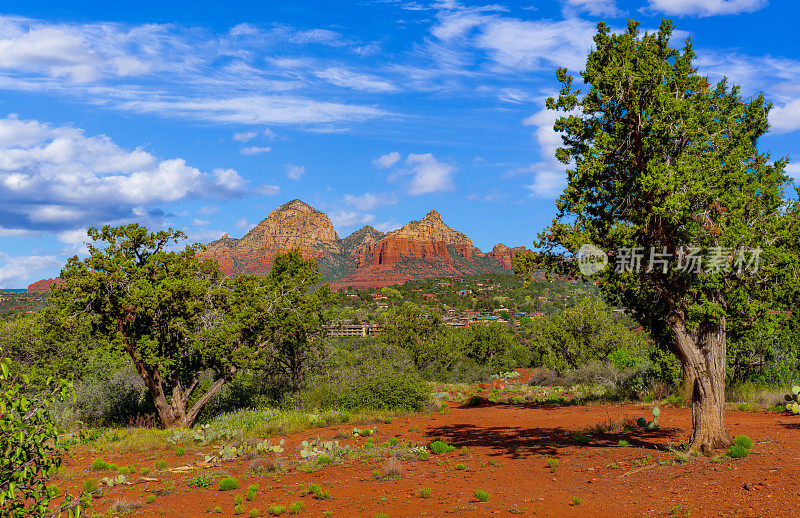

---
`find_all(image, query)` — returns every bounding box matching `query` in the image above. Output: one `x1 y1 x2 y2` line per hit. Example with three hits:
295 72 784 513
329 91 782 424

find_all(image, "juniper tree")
516 20 800 451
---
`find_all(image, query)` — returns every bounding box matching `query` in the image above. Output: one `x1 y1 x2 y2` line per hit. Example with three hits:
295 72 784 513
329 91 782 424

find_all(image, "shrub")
249 509 259 517
189 474 212 488
547 458 559 473
618 440 629 447
733 435 754 449
309 483 330 499
246 484 258 501
146 495 155 504
235 504 245 515
109 499 144 513
140 468 150 476
389 437 399 446
574 434 591 445
570 497 583 506
154 459 167 470
268 504 286 515
214 507 222 514
83 479 98 494
455 463 466 470
420 488 432 499
91 458 117 471
429 440 456 454
727 445 750 459
219 477 240 491
289 501 304 514
117 466 134 475
382 457 402 479
235 495 244 505
175 447 186 456
316 454 333 466
474 490 490 502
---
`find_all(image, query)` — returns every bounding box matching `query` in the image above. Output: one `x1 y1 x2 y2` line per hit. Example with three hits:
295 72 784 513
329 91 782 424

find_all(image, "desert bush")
219 477 240 491
289 501 304 514
733 435 754 449
419 488 432 498
474 490 490 502
727 445 750 458
382 457 402 478
528 368 561 386
91 458 117 471
429 440 456 454
109 499 144 513
309 483 330 499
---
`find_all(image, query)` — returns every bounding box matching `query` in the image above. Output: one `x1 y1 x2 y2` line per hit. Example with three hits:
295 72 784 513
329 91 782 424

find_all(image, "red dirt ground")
54 402 800 517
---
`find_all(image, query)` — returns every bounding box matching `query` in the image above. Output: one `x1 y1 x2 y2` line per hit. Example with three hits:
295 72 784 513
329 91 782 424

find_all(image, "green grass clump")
429 440 456 454
546 458 559 473
235 495 244 505
246 484 258 501
249 509 259 517
268 504 286 515
474 490 490 502
419 487 432 499
146 495 155 504
418 451 430 461
82 479 98 493
309 483 330 500
289 501 304 514
154 459 167 470
733 435 754 449
455 463 466 470
316 454 333 466
617 440 629 447
219 477 240 491
727 445 750 459
574 434 591 445
189 474 212 488
117 466 134 475
570 497 582 506
389 437 399 446
214 506 222 513
384 418 393 424
90 459 117 471
234 504 245 515
140 468 150 476
174 447 186 456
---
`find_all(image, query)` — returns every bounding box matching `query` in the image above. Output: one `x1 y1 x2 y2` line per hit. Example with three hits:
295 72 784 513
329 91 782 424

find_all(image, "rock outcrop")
27 278 61 293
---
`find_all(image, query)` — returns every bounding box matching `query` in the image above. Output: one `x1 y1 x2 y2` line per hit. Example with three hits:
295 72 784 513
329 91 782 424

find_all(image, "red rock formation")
27 278 61 293
489 243 532 270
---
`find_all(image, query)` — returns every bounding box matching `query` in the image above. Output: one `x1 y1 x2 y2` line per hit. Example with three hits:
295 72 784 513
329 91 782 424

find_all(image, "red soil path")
56 403 800 517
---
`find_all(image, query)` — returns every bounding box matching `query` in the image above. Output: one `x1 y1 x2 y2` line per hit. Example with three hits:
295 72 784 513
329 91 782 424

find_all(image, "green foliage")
175 447 186 456
0 356 83 518
733 435 754 449
249 509 260 517
570 497 583 506
289 501 304 514
234 495 244 505
455 463 466 471
154 459 167 470
784 385 800 414
726 445 750 459
268 505 285 516
474 490 490 502
618 440 629 447
235 504 245 515
309 483 330 499
146 495 155 504
214 506 222 513
219 477 240 491
91 458 117 471
246 484 258 500
419 487 432 498
429 440 456 454
546 458 559 473
574 434 591 445
189 474 212 488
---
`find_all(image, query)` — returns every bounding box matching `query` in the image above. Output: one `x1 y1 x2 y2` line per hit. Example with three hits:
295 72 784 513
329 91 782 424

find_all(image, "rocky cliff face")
199 200 528 288
489 243 530 271
27 278 61 293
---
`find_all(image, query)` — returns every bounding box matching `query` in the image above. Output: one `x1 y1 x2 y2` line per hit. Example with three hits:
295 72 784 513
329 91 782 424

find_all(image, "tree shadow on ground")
427 404 680 459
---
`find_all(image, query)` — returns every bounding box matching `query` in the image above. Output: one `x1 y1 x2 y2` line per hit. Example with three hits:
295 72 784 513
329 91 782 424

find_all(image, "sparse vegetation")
475 490 490 502
219 477 240 491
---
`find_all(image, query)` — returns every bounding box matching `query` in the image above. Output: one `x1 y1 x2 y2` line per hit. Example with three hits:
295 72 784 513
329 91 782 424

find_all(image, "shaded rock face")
198 200 523 288
27 278 61 293
489 243 531 271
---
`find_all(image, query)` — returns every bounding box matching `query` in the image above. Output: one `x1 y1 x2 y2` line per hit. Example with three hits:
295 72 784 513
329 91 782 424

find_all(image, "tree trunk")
669 313 730 453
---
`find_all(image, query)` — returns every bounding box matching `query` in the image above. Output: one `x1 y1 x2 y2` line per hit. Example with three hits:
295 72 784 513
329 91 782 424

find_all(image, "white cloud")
233 131 257 142
526 170 567 198
785 163 800 180
374 219 401 232
263 128 278 139
199 206 220 215
329 210 375 228
315 67 397 92
770 100 800 133
240 145 271 155
406 153 455 195
646 0 766 17
373 151 401 168
563 0 621 16
235 218 256 232
344 192 396 210
255 184 280 195
192 218 210 226
285 164 306 180
0 115 246 231
0 252 61 287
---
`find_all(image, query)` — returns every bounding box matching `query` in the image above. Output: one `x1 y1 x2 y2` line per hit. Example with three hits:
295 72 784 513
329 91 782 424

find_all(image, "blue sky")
1 0 799 288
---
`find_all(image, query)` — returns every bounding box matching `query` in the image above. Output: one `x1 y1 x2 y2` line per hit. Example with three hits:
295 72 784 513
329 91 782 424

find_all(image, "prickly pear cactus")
651 406 660 427
299 438 343 458
785 385 800 413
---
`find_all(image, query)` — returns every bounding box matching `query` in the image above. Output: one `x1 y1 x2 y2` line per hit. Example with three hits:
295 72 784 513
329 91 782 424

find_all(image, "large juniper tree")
517 20 800 451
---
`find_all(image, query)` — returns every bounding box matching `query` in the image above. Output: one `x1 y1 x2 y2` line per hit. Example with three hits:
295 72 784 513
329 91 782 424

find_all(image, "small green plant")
189 473 213 488
727 445 750 459
268 504 286 515
455 463 466 470
574 434 590 445
146 495 155 504
418 451 430 461
429 440 456 454
570 497 582 506
419 488 432 499
214 506 222 514
785 385 800 413
235 504 245 515
389 437 399 446
546 458 559 473
409 425 419 432
674 451 689 464
117 466 133 475
733 435 754 449
249 509 259 517
324 512 332 517
316 454 333 466
82 479 98 493
247 484 258 501
91 458 117 471
175 447 186 456
219 477 240 491
289 501 304 514
384 418 393 424
140 467 150 476
154 459 168 470
474 489 490 502
235 495 244 505
309 483 330 500
617 439 629 447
